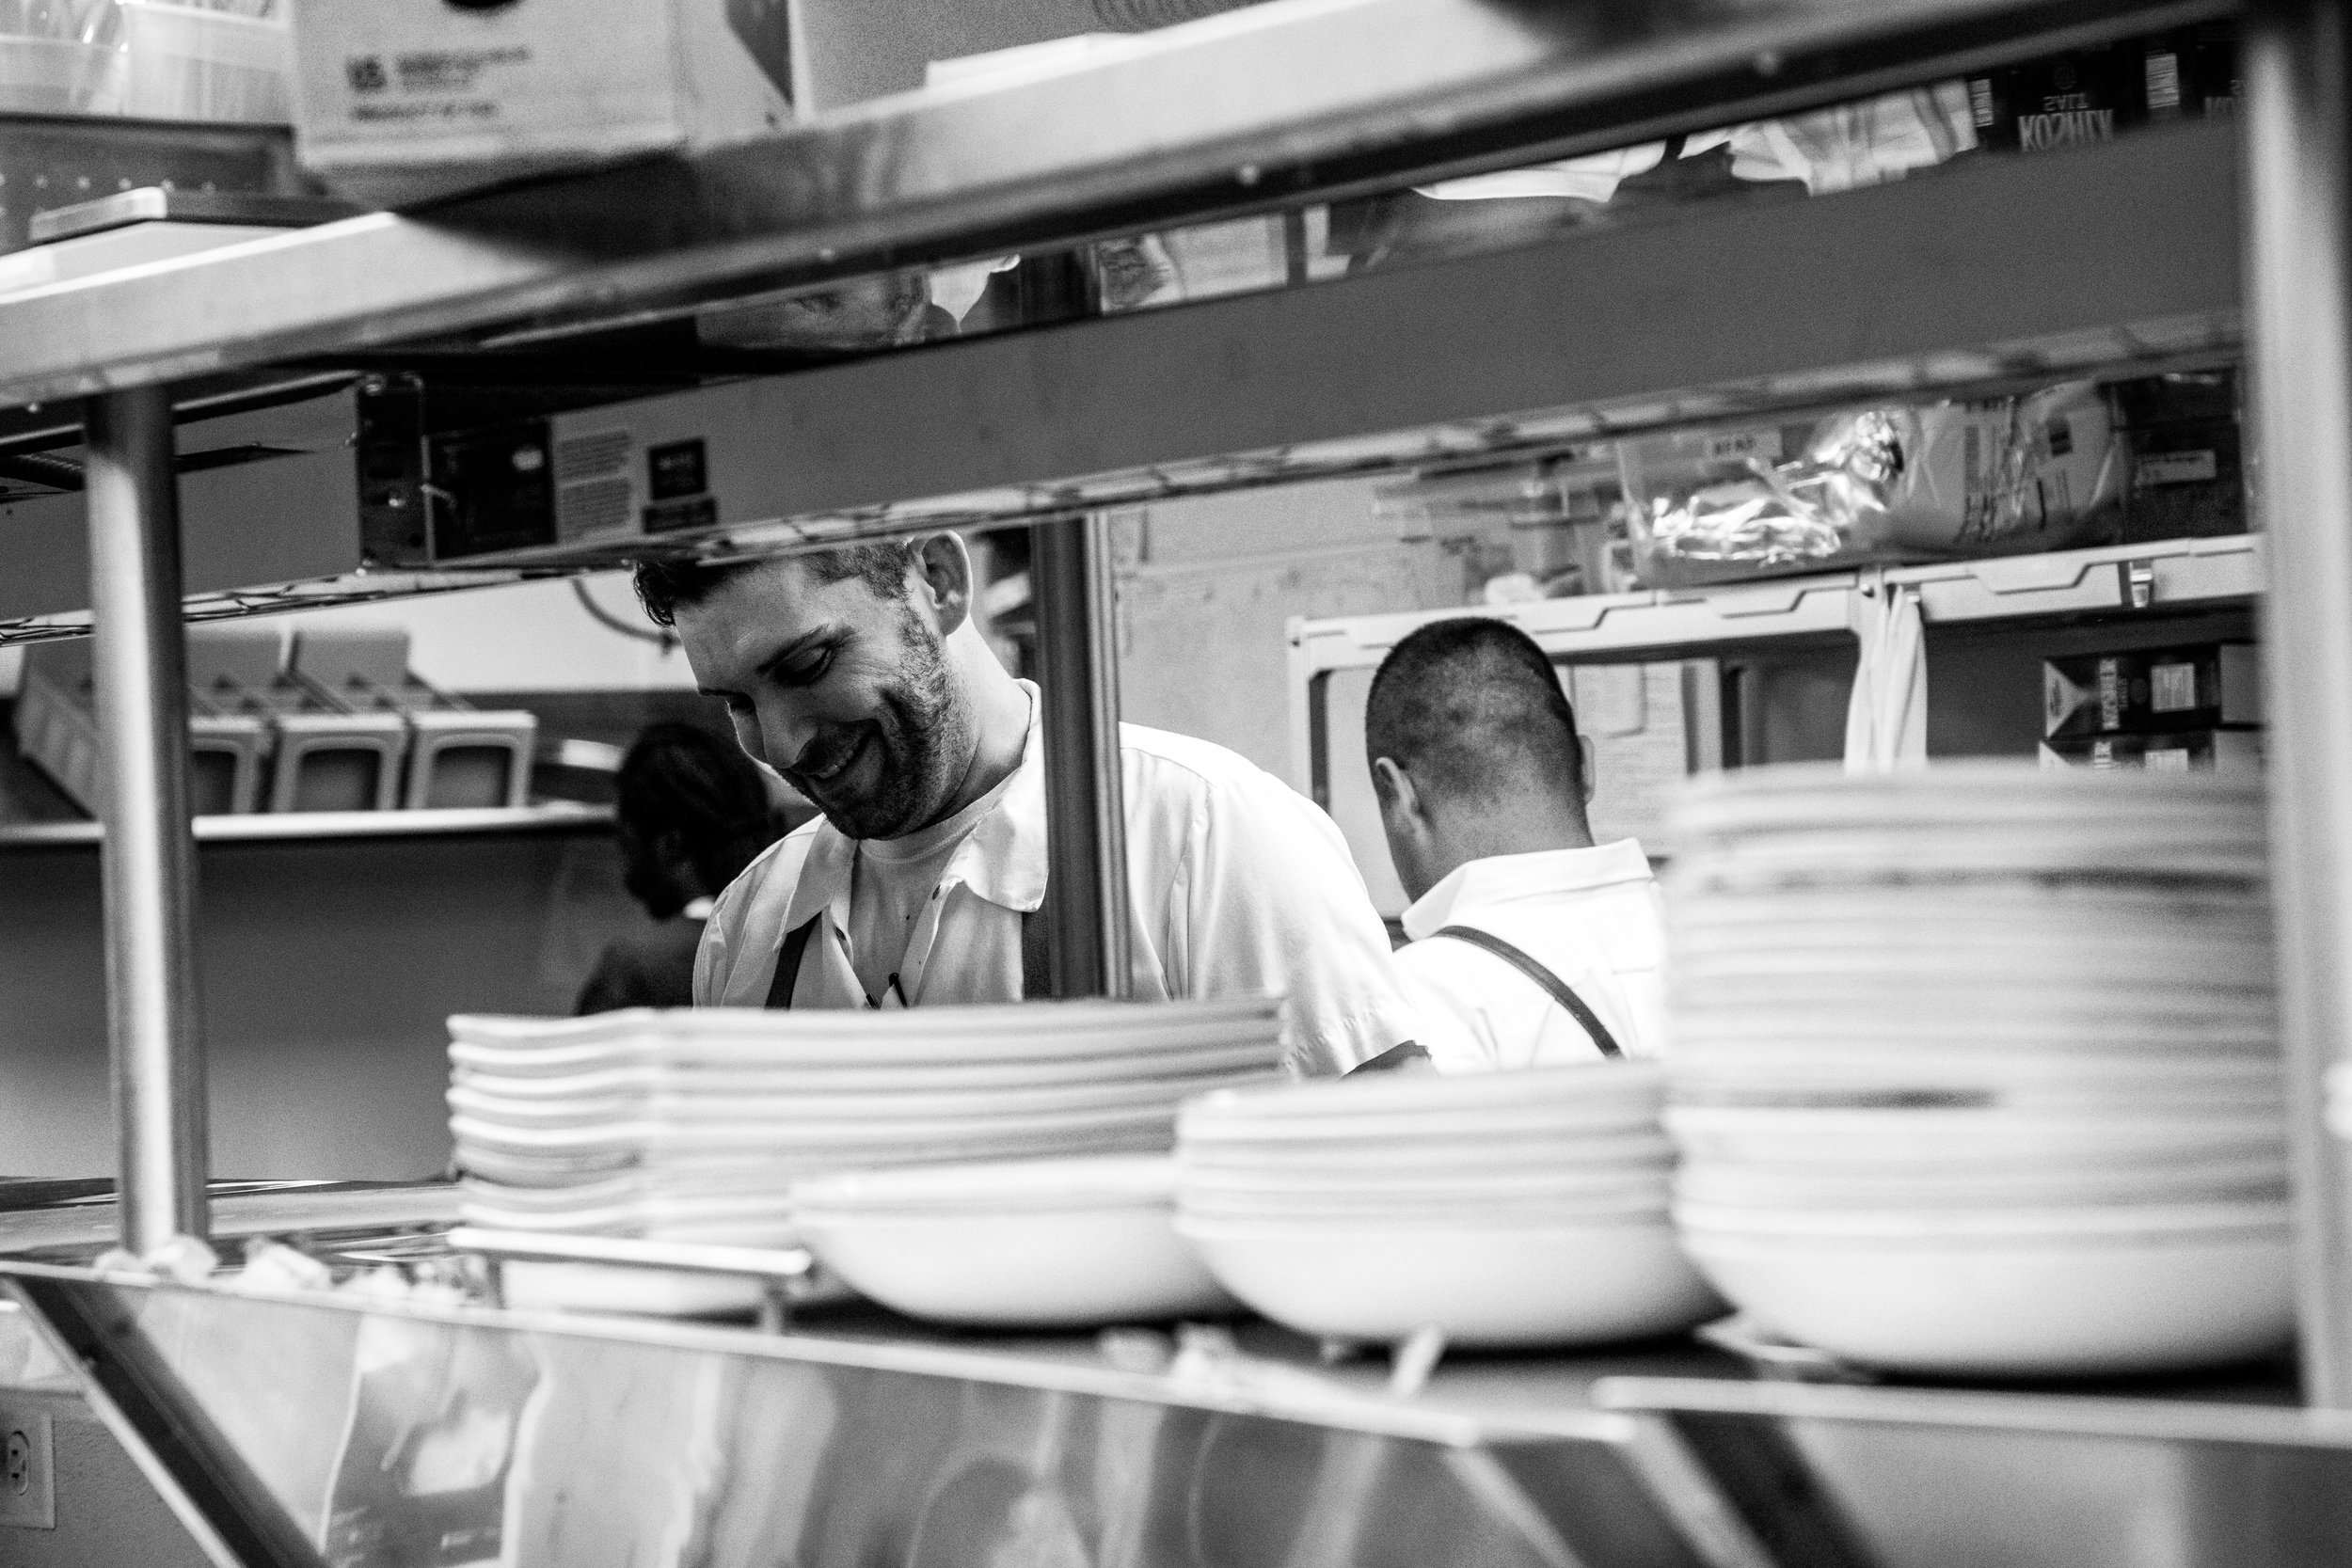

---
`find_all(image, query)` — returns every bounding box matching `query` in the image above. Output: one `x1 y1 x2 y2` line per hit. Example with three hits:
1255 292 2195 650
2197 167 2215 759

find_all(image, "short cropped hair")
1364 617 1583 806
632 542 913 627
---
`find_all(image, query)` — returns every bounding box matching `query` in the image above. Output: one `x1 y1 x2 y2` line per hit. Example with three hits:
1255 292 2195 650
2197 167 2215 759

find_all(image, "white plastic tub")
120 0 290 122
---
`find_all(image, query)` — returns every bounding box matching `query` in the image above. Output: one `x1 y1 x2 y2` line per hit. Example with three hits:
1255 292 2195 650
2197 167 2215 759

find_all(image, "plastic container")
119 0 291 123
0 35 123 115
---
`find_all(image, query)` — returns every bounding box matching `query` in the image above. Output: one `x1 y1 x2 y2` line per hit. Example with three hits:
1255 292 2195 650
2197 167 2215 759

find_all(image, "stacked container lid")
1661 762 2289 1375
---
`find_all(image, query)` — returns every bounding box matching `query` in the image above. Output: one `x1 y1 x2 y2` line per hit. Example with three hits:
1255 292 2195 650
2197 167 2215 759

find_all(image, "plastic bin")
119 0 291 123
191 622 405 813
289 626 536 811
15 635 271 817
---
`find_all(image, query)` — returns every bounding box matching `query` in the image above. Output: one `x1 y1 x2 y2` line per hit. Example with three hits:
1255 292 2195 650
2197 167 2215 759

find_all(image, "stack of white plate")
448 997 1284 1247
1662 763 2293 1376
791 1156 1232 1326
1171 1064 1722 1347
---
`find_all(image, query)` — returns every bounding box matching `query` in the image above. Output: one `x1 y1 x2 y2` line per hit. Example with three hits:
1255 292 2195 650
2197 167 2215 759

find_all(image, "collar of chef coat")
774 682 1049 942
1400 839 1654 942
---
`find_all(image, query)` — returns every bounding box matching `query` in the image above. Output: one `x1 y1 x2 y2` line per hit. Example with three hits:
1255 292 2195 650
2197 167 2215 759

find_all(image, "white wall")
279 571 698 693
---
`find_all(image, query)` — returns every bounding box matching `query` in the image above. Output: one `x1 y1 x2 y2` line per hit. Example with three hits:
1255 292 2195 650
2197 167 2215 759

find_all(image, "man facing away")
1366 617 1668 1071
634 531 1418 1076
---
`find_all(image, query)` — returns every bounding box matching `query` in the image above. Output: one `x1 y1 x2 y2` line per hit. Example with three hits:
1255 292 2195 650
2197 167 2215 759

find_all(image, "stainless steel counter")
1 1258 2345 1568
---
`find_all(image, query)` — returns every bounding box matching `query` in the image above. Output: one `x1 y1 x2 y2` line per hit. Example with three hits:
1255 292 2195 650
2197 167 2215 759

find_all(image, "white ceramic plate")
1678 1223 2292 1375
1177 1214 1722 1348
450 1040 1287 1097
450 996 1283 1065
450 1072 1279 1129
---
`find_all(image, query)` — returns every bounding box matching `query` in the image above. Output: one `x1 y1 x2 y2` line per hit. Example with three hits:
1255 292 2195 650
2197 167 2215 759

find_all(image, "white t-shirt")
847 770 1017 1005
1391 841 1667 1073
696 684 1418 1076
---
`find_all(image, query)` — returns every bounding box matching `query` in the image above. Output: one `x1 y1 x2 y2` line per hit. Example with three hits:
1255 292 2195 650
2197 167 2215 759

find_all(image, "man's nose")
755 698 823 773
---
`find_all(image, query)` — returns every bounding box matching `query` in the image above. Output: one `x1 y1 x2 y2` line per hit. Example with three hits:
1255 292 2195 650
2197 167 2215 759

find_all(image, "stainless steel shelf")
0 0 2230 413
0 800 612 847
1290 535 2265 679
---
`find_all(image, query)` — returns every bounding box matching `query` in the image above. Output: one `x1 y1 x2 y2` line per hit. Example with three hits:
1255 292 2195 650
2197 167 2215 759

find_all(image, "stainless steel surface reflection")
0 1263 1720 1568
1600 1376 2352 1568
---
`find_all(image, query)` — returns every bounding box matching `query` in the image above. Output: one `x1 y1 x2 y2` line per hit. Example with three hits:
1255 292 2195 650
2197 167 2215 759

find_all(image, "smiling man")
634 532 1418 1075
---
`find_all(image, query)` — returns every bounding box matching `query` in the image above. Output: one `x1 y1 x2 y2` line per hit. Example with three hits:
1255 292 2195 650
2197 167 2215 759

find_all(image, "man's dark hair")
632 542 914 627
616 722 780 895
1364 617 1584 807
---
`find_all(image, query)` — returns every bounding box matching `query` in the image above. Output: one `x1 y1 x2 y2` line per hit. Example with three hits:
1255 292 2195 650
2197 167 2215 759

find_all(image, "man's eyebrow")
754 626 838 680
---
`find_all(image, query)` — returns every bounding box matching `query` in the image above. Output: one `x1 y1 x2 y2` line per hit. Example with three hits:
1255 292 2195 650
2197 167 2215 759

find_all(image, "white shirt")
1392 841 1667 1073
695 685 1418 1076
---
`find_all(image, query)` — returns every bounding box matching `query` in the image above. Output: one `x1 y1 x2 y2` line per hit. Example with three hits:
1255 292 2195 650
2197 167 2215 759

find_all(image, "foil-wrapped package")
1621 382 2124 588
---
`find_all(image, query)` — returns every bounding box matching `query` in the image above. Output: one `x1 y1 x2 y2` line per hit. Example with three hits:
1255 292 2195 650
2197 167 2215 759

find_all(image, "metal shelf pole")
84 386 209 1251
2245 0 2352 1406
1030 514 1132 1000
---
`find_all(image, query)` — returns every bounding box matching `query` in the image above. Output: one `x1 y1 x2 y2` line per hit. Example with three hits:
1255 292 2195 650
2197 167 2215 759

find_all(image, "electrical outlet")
0 1405 54 1529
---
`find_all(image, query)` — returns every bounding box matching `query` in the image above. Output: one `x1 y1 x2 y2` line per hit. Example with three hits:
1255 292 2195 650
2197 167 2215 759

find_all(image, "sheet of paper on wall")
1566 660 1721 850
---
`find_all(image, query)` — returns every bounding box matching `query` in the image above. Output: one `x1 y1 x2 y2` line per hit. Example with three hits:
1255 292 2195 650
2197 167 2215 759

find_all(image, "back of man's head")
1364 617 1585 817
617 722 779 898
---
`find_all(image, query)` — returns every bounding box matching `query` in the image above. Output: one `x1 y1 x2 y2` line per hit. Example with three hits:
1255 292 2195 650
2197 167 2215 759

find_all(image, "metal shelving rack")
9 0 2352 1558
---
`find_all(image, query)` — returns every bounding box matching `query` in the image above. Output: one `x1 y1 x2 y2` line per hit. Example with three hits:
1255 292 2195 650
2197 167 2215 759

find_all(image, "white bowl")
789 1155 1178 1213
1173 1129 1677 1176
794 1201 1232 1327
1183 1060 1664 1121
1678 1223 2293 1375
1179 1103 1660 1146
1675 1153 2288 1212
1176 1163 1672 1200
1662 1106 2283 1168
1178 1190 1668 1225
1674 1196 2289 1239
1175 1215 1722 1348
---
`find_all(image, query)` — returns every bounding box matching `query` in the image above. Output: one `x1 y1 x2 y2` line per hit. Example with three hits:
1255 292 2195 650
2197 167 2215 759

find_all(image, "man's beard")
790 607 970 841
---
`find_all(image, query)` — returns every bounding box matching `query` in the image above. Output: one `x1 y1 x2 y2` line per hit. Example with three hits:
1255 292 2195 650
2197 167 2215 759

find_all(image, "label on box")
1703 430 1783 463
2146 746 2193 771
2137 450 2220 486
2151 659 2199 713
2098 657 2123 730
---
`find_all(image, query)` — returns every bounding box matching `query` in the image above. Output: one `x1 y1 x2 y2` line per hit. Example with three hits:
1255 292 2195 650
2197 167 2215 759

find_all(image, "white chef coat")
1392 841 1667 1073
695 685 1417 1076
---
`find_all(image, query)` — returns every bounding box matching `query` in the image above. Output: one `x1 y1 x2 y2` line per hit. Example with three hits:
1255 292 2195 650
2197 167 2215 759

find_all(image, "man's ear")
911 532 975 635
1372 756 1420 819
1578 733 1598 806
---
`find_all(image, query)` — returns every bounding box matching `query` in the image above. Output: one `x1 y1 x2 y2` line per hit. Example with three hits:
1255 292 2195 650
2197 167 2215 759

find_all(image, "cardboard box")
289 0 795 206
2040 728 2264 774
2043 644 2261 738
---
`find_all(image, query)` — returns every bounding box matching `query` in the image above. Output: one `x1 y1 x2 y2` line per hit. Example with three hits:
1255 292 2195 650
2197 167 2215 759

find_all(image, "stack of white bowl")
448 997 1284 1249
1171 1064 1722 1347
1662 762 2292 1376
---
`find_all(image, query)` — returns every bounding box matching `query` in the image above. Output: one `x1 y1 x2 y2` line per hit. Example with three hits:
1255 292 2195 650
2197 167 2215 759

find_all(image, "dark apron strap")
765 906 1051 1009
763 916 821 1009
1429 925 1625 1059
